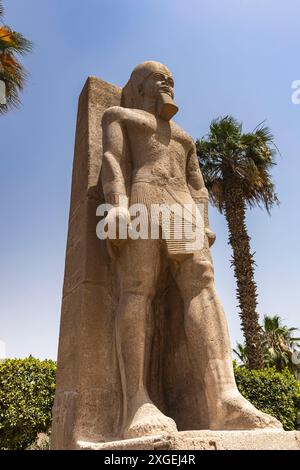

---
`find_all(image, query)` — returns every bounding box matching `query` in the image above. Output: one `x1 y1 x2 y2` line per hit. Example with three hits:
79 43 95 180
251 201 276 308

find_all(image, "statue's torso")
120 108 194 192
115 108 201 255
102 105 203 254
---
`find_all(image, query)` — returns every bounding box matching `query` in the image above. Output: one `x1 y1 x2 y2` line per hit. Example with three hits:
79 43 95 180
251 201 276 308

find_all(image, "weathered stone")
51 78 122 450
78 430 300 451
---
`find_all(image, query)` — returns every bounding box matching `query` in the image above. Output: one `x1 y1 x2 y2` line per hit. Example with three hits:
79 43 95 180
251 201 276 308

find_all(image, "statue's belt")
130 182 203 229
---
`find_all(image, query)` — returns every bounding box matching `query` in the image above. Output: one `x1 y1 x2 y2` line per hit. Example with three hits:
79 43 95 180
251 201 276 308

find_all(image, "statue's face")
141 71 174 100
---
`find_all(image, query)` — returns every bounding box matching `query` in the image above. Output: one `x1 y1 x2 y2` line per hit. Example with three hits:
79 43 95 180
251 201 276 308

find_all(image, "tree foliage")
234 364 300 431
235 315 300 379
196 116 278 213
0 357 56 450
0 0 32 113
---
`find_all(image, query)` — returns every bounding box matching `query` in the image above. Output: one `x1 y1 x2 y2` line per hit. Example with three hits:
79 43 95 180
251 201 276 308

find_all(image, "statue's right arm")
101 106 129 210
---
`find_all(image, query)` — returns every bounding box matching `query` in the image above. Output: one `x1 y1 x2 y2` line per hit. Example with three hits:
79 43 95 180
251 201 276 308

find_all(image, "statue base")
78 430 300 450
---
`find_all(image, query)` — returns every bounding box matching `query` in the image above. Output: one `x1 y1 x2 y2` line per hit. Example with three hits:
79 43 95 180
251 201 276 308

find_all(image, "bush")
0 357 56 450
234 364 300 430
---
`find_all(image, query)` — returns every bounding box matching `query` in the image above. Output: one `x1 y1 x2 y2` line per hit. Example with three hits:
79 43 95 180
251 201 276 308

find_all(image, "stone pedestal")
78 430 300 451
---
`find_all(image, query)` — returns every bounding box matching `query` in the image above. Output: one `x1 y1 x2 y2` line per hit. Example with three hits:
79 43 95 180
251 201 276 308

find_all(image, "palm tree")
262 315 300 373
233 343 249 368
0 0 32 113
233 315 300 378
197 116 279 369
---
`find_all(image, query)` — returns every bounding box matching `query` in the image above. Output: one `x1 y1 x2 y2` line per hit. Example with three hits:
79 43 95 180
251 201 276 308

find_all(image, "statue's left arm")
186 145 216 247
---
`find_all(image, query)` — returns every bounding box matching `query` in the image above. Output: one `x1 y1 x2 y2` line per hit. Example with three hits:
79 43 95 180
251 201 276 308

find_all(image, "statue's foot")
210 391 282 430
124 403 177 439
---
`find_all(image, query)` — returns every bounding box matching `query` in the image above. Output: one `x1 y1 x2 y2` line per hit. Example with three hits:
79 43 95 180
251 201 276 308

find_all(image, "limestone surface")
78 430 300 451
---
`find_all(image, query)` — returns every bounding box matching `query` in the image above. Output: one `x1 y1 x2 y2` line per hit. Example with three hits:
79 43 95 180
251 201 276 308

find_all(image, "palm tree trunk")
224 178 264 369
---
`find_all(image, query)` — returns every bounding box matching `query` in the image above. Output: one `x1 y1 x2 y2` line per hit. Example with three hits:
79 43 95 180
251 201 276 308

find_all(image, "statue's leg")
171 249 282 430
117 238 177 439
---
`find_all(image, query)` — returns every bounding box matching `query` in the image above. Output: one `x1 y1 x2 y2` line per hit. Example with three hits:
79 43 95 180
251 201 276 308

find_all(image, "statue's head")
121 61 178 121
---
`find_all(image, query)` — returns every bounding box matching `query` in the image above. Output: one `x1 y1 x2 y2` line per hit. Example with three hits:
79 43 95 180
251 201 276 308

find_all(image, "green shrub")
234 364 300 430
0 357 56 450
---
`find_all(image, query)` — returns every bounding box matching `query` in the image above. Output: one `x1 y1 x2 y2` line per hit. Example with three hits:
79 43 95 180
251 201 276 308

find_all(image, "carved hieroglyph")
51 62 281 450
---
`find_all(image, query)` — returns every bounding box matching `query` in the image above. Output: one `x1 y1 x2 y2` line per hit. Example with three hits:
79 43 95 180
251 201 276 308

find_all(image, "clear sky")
1 0 299 360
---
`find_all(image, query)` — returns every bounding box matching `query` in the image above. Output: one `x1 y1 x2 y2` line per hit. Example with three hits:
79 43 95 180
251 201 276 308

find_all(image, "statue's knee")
202 260 214 285
193 259 214 287
178 259 214 299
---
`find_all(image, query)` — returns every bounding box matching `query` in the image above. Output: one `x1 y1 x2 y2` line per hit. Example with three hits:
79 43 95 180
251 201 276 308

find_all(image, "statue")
100 61 282 439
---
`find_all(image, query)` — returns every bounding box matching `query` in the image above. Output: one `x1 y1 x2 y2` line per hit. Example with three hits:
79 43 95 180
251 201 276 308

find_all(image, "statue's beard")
156 92 178 121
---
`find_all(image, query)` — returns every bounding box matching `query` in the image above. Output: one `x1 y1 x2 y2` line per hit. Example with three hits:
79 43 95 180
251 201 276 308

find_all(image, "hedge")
0 358 299 449
0 357 56 450
234 365 300 431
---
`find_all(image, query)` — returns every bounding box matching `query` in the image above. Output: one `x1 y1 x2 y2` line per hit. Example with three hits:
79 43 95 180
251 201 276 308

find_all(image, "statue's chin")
157 93 178 121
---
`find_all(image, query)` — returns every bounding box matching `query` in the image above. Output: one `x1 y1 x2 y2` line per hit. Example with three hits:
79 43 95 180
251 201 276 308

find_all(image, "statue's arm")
101 107 129 209
186 145 216 247
186 145 208 202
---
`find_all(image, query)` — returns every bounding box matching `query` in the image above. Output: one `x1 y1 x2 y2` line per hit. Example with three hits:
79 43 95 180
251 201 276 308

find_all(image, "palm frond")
0 26 33 54
233 343 249 367
0 10 32 114
237 314 300 377
196 116 279 213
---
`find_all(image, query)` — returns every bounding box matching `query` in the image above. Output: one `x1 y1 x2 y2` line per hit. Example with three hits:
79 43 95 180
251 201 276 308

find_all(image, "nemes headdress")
121 61 172 110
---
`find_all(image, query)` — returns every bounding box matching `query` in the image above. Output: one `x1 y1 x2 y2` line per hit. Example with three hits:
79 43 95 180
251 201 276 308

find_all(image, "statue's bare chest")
124 111 193 155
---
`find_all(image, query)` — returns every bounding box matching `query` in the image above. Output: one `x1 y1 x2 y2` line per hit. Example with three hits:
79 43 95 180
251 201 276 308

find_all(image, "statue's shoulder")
171 120 195 150
102 106 137 124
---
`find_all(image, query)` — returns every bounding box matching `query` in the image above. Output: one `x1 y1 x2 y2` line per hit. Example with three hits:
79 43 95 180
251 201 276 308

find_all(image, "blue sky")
1 0 299 360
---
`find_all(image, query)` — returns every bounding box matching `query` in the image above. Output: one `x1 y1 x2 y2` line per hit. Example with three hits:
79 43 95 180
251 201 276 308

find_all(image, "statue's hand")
105 206 131 248
205 227 216 247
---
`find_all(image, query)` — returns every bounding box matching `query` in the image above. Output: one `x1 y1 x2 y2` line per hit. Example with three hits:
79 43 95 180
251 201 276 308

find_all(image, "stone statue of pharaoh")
101 61 281 439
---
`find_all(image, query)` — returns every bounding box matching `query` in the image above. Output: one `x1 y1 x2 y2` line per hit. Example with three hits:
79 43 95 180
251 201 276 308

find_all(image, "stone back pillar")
51 77 121 449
